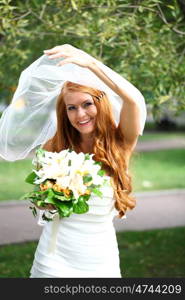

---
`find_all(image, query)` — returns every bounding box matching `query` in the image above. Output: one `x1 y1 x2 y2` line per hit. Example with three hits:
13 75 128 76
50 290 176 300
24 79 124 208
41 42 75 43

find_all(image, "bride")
0 44 147 277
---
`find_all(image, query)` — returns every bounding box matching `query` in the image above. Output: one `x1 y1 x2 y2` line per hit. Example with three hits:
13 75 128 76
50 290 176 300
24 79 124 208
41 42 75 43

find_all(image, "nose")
76 107 87 119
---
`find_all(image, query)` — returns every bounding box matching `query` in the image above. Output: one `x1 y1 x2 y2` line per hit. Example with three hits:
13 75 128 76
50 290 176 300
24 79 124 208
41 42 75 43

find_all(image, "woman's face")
64 91 97 138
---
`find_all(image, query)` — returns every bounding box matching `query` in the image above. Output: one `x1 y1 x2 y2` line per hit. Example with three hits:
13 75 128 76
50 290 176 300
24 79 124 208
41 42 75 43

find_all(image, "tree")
0 0 185 121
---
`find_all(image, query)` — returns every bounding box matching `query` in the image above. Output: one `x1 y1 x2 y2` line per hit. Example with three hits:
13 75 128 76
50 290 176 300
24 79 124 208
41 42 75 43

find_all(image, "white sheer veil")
0 53 147 161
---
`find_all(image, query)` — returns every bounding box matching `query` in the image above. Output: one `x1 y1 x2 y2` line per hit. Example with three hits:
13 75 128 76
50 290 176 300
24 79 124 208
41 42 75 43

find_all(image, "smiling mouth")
78 119 92 126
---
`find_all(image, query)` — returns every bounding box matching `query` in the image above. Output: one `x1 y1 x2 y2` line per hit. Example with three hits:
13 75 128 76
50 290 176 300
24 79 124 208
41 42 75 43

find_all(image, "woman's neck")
79 134 94 154
79 140 93 154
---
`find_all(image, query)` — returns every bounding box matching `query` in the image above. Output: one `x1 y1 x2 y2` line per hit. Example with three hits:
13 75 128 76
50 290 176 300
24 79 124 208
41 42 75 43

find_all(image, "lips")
78 119 92 126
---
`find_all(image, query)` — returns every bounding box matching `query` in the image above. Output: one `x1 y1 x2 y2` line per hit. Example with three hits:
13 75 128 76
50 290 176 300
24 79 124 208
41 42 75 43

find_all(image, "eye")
67 106 76 111
84 102 93 107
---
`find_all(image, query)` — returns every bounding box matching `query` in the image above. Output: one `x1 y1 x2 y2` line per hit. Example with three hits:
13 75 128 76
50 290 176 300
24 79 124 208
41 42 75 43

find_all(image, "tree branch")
157 3 185 35
12 11 31 21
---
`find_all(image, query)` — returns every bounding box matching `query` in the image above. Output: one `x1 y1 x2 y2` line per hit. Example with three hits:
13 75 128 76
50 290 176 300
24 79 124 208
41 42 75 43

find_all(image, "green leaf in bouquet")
20 192 33 201
54 194 72 201
92 188 103 198
73 196 89 214
35 200 45 207
53 188 73 201
44 197 56 206
21 190 40 201
35 147 46 158
22 189 48 201
94 161 102 166
97 169 106 177
44 188 55 204
84 153 90 160
57 201 74 217
82 194 91 202
53 190 64 196
29 206 37 217
25 171 38 184
88 183 101 189
83 174 93 184
34 185 40 191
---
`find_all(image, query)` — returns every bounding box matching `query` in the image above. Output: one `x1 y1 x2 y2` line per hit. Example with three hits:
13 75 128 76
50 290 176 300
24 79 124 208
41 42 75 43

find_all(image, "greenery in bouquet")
22 148 108 221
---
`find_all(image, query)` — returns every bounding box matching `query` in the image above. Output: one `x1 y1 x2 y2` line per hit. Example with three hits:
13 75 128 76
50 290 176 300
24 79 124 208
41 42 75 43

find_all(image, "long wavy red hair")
43 81 136 218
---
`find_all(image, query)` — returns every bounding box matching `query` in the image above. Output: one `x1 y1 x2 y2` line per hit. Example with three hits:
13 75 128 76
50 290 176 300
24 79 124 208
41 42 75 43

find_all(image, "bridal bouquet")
22 148 107 221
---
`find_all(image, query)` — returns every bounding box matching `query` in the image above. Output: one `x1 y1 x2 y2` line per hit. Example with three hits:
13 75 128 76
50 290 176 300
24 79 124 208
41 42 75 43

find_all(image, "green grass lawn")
138 131 185 142
0 148 184 201
118 227 185 278
0 227 184 278
130 148 185 192
0 159 33 201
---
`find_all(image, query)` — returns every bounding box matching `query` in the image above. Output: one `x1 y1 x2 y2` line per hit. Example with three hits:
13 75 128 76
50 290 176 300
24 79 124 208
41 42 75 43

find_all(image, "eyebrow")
66 100 93 106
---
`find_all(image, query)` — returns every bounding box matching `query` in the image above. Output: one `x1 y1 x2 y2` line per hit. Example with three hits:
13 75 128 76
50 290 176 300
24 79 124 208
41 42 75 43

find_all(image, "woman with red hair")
0 44 147 278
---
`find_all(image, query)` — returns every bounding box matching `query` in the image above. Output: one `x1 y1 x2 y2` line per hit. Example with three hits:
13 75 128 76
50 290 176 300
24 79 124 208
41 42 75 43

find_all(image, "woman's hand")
44 44 95 68
34 203 56 211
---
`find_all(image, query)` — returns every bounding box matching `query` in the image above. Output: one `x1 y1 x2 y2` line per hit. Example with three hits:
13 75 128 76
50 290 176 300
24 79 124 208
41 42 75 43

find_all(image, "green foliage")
25 171 37 184
83 174 93 184
73 197 89 214
92 187 103 197
0 0 184 117
22 186 90 220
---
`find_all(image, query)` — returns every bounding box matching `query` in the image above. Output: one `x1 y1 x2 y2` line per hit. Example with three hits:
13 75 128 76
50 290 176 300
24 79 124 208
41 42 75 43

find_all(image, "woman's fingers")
44 44 82 59
47 53 68 60
47 204 56 210
44 45 64 54
56 58 73 66
44 49 58 56
35 203 56 211
43 44 91 68
44 44 75 55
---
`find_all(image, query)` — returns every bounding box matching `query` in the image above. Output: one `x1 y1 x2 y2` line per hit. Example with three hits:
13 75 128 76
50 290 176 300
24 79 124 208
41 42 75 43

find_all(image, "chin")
79 128 94 135
75 123 95 135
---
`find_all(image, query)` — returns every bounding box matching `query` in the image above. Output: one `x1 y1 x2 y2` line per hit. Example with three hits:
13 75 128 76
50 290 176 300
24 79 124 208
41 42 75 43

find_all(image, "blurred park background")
0 0 185 278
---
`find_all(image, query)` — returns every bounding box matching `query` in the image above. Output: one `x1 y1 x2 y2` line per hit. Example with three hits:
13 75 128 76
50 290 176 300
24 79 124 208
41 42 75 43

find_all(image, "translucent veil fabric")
0 54 147 161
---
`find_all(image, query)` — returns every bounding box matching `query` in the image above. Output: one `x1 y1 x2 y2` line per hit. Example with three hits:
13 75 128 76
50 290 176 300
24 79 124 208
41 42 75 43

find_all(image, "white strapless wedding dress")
30 176 125 278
